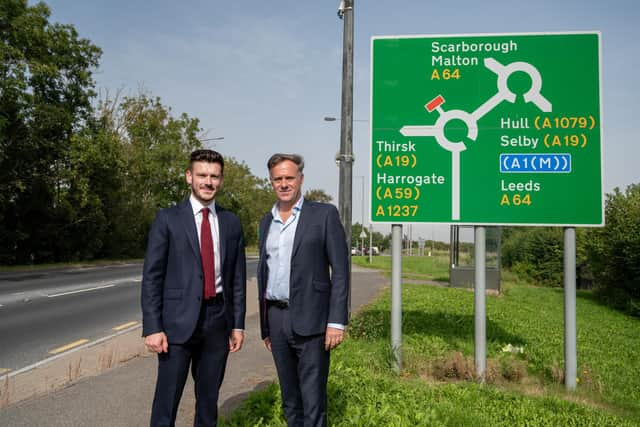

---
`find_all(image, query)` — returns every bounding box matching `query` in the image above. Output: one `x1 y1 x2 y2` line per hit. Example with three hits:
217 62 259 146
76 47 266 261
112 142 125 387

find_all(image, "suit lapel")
259 214 273 254
215 204 227 267
291 201 311 259
180 200 201 261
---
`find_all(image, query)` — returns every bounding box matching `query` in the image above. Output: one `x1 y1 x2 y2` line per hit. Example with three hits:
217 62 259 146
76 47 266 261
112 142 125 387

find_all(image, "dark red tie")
200 207 216 299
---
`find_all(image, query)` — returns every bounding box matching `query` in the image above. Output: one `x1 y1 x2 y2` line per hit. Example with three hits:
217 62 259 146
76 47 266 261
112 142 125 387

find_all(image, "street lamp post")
198 136 225 149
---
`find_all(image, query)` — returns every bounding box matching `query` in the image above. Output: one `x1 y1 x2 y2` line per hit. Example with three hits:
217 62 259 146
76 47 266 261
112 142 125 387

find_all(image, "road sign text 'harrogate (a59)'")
370 32 603 226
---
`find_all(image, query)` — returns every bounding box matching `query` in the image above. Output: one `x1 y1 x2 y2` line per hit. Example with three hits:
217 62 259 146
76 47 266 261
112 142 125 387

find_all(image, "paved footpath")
0 266 387 426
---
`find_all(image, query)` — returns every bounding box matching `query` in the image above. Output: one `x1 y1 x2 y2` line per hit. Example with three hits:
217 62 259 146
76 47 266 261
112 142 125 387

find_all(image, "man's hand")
144 332 168 353
325 327 344 351
229 330 244 353
264 337 272 352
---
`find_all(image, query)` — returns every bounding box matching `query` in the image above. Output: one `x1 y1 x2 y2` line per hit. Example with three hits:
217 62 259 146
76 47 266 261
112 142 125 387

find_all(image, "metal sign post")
391 224 403 372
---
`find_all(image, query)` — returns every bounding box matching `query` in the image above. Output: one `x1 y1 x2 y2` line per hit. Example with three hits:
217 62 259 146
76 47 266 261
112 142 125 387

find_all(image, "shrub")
584 183 640 316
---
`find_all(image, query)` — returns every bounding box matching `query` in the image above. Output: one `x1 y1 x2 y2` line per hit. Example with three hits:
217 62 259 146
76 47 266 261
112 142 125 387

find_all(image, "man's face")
270 160 304 206
186 161 223 205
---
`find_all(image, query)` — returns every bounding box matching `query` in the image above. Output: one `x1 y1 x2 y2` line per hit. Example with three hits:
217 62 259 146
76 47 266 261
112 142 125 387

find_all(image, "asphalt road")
0 259 258 374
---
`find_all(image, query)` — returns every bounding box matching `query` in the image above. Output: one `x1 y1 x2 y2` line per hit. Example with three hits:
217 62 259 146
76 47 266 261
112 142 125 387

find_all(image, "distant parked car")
363 246 380 256
351 247 361 256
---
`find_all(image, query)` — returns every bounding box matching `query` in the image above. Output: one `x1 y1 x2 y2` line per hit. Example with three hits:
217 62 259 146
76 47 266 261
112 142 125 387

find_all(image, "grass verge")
222 256 639 426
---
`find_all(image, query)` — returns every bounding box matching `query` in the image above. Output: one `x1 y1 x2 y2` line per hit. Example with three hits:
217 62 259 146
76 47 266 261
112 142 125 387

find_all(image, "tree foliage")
92 93 202 257
0 0 101 263
500 184 640 316
351 223 389 252
501 226 593 287
501 227 565 286
216 158 273 248
583 184 640 315
304 188 332 203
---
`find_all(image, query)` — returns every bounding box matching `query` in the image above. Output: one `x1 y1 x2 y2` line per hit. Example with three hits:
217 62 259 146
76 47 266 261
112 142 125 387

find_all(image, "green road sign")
370 32 603 226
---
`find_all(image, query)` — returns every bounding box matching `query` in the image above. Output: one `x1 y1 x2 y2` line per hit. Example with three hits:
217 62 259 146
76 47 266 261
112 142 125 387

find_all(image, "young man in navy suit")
257 153 349 426
141 149 246 426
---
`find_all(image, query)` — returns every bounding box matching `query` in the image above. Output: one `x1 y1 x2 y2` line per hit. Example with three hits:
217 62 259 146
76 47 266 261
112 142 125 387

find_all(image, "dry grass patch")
422 351 530 386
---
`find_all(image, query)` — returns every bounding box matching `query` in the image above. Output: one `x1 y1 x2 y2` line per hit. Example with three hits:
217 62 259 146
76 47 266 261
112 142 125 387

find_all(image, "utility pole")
337 0 354 254
337 0 354 311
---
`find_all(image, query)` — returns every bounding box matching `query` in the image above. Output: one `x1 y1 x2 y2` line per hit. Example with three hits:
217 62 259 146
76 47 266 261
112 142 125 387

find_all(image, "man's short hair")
189 149 224 174
267 153 305 173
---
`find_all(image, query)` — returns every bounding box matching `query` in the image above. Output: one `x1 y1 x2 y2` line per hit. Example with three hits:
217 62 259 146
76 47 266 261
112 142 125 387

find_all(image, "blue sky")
43 0 639 241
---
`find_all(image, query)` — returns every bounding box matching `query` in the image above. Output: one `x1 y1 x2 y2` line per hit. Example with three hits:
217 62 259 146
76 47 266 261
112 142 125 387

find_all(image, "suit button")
197 296 201 301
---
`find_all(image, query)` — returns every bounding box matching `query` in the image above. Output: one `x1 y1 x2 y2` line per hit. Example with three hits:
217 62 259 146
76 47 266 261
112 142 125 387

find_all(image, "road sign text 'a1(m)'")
370 32 603 226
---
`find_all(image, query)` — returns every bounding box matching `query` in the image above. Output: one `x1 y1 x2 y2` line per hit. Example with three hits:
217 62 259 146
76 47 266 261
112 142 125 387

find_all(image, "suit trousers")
268 304 330 427
150 299 229 427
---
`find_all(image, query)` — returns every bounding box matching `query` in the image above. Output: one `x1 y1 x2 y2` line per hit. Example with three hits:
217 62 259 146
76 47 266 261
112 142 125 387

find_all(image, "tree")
92 92 276 253
304 189 332 203
93 92 202 257
350 222 388 253
584 183 640 316
501 227 574 287
53 122 123 260
0 0 101 263
216 158 274 248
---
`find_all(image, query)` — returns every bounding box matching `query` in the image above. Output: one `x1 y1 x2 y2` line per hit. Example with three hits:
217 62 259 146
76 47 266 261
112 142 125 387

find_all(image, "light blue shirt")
265 197 344 330
265 197 303 301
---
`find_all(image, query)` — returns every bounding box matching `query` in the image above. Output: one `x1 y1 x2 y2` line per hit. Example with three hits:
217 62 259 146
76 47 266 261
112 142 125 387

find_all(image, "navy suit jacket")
141 199 246 344
257 200 349 340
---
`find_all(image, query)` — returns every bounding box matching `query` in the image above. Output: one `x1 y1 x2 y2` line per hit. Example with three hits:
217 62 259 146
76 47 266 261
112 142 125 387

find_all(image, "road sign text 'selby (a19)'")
370 32 603 226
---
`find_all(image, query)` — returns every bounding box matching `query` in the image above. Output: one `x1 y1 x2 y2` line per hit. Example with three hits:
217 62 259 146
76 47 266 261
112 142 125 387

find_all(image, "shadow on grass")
548 287 640 319
350 309 525 347
221 381 353 426
220 382 284 426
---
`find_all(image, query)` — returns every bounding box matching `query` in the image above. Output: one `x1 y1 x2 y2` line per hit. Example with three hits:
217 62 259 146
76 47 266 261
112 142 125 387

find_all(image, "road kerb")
0 324 148 409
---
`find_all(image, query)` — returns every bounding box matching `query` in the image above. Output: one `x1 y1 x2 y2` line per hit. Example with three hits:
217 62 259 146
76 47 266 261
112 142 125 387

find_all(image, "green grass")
353 253 450 282
222 255 640 426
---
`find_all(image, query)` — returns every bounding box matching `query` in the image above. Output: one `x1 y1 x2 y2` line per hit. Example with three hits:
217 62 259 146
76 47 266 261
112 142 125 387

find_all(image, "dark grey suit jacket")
257 200 349 339
141 199 246 344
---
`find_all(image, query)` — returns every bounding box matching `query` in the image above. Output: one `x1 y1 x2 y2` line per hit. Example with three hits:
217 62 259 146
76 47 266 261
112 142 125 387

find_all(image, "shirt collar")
271 196 304 222
189 194 217 217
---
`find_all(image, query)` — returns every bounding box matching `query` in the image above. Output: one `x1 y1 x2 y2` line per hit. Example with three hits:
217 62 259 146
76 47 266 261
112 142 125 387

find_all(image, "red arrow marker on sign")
425 95 445 112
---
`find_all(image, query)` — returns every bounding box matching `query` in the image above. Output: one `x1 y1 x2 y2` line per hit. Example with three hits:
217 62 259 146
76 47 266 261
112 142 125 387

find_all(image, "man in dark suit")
141 149 246 427
257 153 349 427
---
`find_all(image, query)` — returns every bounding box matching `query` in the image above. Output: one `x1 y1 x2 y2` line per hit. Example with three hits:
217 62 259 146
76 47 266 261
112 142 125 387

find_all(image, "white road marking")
47 284 115 298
